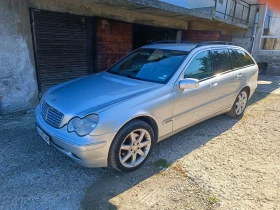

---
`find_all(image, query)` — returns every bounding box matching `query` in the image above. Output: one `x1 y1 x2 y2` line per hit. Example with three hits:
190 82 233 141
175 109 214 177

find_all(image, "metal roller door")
31 10 95 93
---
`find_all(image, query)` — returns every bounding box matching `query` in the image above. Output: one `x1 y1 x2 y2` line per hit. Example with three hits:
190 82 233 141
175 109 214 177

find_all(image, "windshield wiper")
107 70 121 76
126 75 141 80
107 71 147 82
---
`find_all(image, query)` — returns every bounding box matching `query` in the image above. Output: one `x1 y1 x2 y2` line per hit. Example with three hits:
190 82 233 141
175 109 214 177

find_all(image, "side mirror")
179 78 199 90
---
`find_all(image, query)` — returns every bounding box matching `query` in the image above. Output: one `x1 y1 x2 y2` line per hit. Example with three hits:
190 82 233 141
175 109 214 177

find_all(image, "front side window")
234 49 255 66
212 49 232 74
107 48 189 84
184 50 213 80
261 6 280 50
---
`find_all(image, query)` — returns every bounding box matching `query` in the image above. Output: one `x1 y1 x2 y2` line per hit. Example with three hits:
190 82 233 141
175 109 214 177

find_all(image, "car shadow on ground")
253 75 280 103
80 112 242 210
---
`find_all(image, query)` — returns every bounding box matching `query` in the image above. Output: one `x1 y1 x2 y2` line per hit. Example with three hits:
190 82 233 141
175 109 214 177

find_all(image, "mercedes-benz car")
35 41 258 171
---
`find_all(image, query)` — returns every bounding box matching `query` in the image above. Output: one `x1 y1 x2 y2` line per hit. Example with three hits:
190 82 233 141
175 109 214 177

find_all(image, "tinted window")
184 51 213 80
230 49 243 69
234 49 255 66
212 49 232 74
108 49 189 84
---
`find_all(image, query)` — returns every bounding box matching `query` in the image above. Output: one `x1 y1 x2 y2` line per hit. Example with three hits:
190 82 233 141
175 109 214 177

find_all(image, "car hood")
44 72 162 117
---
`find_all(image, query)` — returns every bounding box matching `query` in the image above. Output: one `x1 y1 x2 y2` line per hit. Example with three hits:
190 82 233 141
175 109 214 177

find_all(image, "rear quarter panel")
243 64 258 98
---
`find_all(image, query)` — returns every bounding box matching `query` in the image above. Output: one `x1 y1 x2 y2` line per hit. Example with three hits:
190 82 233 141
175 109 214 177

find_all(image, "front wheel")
227 89 249 118
109 119 155 172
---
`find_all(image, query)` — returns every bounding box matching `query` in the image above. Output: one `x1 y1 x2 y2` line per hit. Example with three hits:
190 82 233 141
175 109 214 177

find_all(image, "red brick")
97 19 132 71
183 30 233 43
183 30 221 42
219 34 232 42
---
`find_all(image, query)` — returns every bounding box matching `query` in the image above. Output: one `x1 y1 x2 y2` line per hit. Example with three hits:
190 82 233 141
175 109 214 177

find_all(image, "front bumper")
35 106 116 167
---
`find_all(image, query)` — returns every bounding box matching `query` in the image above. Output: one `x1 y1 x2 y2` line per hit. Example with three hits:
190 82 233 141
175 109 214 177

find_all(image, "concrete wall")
28 0 190 29
0 0 38 115
160 0 233 18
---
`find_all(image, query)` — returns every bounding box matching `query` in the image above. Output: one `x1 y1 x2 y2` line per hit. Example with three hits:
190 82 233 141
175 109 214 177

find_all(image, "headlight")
67 114 99 136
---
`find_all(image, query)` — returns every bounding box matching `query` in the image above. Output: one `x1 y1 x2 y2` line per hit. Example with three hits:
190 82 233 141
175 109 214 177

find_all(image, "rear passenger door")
232 48 257 96
210 48 243 109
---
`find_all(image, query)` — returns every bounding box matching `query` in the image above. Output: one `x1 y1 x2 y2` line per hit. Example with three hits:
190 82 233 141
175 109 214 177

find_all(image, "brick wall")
183 30 220 42
219 34 232 42
183 30 232 42
96 19 132 71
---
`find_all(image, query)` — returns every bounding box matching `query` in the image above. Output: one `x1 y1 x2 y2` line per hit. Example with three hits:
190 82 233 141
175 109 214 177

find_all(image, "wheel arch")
134 116 159 141
242 86 251 97
117 115 159 141
107 115 159 170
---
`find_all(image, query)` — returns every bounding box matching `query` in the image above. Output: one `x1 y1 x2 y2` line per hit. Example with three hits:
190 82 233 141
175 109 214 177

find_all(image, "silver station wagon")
35 41 258 171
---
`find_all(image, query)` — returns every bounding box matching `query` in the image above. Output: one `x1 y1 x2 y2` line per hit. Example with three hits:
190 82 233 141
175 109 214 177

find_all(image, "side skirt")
156 107 231 143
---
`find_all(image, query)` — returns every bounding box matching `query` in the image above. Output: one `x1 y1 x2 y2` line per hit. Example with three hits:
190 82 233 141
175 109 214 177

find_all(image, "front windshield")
107 48 189 84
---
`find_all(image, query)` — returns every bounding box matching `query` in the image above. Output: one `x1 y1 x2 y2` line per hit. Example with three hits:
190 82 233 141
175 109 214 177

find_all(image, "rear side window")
234 49 255 66
184 50 213 80
212 49 232 74
230 49 243 69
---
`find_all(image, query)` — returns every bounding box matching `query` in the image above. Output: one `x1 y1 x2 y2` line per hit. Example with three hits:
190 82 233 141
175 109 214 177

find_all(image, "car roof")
141 41 241 52
142 43 197 52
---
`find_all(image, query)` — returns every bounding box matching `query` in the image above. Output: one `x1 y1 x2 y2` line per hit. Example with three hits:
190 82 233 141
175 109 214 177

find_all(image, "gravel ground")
1 91 280 209
177 92 280 209
0 114 103 210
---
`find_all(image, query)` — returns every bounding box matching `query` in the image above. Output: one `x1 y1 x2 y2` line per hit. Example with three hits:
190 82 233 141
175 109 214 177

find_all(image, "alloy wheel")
119 129 151 168
235 91 248 115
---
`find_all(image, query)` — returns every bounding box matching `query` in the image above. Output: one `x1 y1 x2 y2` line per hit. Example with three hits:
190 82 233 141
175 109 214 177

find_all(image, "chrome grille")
41 101 64 128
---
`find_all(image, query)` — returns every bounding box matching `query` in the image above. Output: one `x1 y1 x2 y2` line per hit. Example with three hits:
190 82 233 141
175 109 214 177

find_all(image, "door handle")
210 82 218 88
237 73 243 79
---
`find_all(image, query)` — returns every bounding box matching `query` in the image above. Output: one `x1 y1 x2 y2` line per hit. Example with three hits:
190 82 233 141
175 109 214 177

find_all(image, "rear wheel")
227 89 249 118
109 120 155 172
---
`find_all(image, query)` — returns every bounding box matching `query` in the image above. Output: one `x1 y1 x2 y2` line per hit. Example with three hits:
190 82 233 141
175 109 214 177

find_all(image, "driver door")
172 50 223 131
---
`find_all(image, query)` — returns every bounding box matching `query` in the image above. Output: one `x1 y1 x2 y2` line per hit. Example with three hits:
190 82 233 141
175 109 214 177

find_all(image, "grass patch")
154 159 170 168
209 196 219 204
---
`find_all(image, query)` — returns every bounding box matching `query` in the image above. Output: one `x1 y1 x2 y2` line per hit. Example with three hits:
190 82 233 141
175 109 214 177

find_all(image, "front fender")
90 84 174 138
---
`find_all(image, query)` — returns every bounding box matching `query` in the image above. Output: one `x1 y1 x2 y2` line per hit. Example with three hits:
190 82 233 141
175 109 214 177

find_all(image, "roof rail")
196 41 238 48
150 40 193 45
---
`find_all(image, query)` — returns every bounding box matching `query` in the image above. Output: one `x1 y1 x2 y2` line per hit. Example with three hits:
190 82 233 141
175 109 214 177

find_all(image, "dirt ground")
1 83 280 210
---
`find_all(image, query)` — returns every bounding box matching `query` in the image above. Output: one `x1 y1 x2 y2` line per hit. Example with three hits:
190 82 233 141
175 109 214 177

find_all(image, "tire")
227 88 249 119
109 119 155 172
